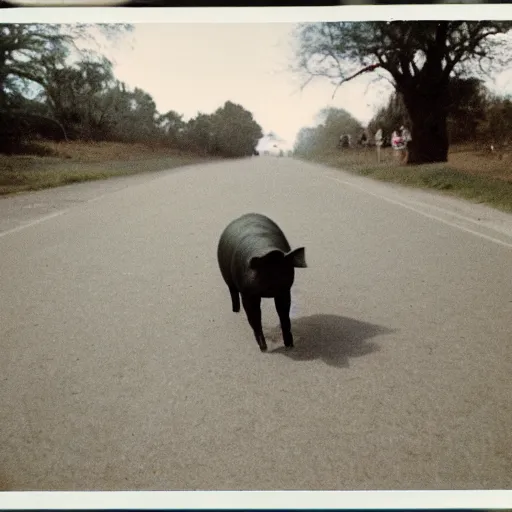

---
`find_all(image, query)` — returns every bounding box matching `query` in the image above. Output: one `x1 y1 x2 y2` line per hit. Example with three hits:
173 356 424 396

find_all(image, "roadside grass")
298 145 512 213
0 140 215 196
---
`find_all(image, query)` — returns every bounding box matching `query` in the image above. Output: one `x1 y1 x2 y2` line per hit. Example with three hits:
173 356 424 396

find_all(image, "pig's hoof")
259 343 268 352
232 306 240 313
283 334 294 348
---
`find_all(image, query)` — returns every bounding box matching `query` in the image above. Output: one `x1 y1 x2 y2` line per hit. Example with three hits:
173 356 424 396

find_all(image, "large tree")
0 23 132 151
184 101 263 157
210 101 263 157
294 21 512 164
158 110 186 145
367 77 488 145
38 52 119 140
1 23 131 87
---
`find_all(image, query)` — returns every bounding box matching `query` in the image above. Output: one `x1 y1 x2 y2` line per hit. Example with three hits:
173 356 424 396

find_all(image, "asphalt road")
1 156 511 491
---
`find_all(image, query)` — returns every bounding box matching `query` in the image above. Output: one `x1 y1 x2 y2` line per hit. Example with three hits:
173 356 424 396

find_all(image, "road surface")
1 156 511 491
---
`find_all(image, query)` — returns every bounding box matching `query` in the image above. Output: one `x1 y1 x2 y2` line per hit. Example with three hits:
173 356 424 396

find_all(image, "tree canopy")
181 101 263 157
0 24 263 158
294 107 363 156
366 76 490 142
295 22 512 163
0 23 133 151
210 101 263 158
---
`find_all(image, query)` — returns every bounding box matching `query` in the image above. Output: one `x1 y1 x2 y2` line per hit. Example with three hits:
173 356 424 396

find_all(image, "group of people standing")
338 125 412 164
374 125 412 163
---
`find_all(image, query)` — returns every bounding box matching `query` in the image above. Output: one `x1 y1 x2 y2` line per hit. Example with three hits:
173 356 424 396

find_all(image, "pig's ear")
285 247 307 268
249 250 284 269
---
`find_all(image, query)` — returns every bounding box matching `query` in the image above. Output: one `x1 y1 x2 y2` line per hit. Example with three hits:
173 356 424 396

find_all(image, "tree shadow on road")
268 314 395 368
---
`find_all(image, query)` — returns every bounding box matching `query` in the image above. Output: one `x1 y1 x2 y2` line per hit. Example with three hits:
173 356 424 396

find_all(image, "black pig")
217 213 307 352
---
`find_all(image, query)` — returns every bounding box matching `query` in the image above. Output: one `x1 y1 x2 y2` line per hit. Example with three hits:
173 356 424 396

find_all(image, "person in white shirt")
374 128 383 162
400 125 412 163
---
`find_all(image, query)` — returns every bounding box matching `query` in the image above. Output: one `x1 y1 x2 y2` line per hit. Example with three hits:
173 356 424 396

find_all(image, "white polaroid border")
0 489 512 509
1 4 512 511
0 4 511 22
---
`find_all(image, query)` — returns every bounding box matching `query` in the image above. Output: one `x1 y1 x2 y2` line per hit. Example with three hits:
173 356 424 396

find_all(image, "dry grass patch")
0 140 214 196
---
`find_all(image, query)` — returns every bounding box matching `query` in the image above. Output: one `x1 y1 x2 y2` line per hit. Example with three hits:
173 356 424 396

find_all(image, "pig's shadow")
267 314 394 368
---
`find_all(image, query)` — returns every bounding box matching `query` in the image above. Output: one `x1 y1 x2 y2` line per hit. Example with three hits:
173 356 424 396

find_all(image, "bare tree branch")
331 63 382 99
300 75 315 93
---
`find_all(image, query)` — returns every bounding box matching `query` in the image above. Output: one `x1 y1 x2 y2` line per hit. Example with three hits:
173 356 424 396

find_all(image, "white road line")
0 189 115 239
327 176 512 249
0 210 70 239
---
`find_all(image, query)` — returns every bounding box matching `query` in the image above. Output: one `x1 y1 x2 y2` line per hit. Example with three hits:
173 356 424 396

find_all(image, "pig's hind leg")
241 294 267 352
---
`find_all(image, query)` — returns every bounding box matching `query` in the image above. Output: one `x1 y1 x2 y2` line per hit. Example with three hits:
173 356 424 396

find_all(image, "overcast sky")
4 6 512 151
100 22 512 150
100 23 396 150
5 4 511 151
